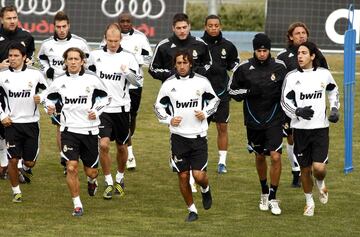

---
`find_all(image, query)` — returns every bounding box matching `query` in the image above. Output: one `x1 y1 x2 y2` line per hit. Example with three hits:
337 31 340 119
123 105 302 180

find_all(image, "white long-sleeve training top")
99 28 153 88
0 65 48 123
88 47 142 113
154 72 219 138
45 71 109 135
37 34 91 84
281 67 340 129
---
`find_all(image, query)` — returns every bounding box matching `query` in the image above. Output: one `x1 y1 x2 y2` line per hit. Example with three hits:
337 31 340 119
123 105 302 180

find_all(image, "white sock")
22 164 31 171
315 179 325 191
12 185 21 194
189 172 195 186
0 139 8 167
104 174 113 186
116 171 124 183
200 185 209 193
17 159 22 169
218 150 227 165
286 144 299 171
188 203 198 213
72 196 83 208
304 193 315 206
128 146 134 158
87 176 97 184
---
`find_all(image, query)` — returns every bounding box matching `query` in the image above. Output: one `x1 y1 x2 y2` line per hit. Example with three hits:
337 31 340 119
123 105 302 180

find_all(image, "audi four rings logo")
1 0 65 16
101 0 166 19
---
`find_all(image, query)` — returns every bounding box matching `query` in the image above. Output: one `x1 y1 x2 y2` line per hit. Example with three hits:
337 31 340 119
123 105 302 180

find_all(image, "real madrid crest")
28 81 33 88
86 86 90 93
283 122 289 129
320 82 325 89
196 90 201 96
193 50 198 58
221 48 227 59
63 145 68 152
271 73 276 81
134 46 139 53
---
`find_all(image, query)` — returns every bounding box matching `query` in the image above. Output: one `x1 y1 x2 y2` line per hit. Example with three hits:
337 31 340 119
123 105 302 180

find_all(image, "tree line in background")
186 3 265 31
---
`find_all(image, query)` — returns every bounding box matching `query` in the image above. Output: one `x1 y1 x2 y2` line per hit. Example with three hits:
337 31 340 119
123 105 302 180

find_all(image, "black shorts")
61 131 99 168
5 123 39 161
246 126 283 156
99 112 130 144
293 128 329 168
129 87 142 118
170 134 208 172
282 116 293 137
208 99 229 123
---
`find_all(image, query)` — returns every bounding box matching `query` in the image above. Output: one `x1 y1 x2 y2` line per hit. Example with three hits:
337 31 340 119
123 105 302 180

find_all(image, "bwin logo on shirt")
9 90 31 98
300 90 322 100
100 71 121 81
65 96 87 104
52 59 64 66
176 99 198 108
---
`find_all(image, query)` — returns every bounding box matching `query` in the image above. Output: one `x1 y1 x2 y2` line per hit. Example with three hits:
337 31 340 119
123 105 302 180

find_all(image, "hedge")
186 3 265 31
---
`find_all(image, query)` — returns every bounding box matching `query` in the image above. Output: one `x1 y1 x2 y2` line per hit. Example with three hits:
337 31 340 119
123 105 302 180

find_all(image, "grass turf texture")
0 53 359 236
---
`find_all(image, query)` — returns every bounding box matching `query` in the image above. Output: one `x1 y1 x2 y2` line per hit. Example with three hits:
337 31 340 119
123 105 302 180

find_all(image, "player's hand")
33 95 41 104
328 107 339 123
120 64 129 74
25 58 33 65
194 110 205 121
171 116 182 126
88 110 97 120
47 105 55 115
0 59 10 69
295 106 314 120
1 116 12 127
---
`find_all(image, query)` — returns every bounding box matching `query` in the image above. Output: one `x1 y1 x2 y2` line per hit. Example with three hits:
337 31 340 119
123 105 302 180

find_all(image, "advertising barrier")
0 0 185 44
265 0 360 51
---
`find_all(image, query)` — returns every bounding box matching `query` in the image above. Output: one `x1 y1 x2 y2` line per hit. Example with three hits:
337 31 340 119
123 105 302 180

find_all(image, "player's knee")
66 165 78 175
99 141 110 153
23 160 35 168
270 151 281 163
116 144 127 153
178 170 190 180
86 168 98 179
192 170 206 183
313 164 326 177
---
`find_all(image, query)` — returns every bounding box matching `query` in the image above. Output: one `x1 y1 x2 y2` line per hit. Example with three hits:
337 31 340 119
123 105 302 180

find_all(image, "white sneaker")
303 204 315 216
259 194 269 211
269 199 281 215
319 188 328 204
126 156 136 170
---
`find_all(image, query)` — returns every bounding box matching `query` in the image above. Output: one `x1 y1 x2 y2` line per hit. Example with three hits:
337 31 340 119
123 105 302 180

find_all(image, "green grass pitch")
0 53 359 236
